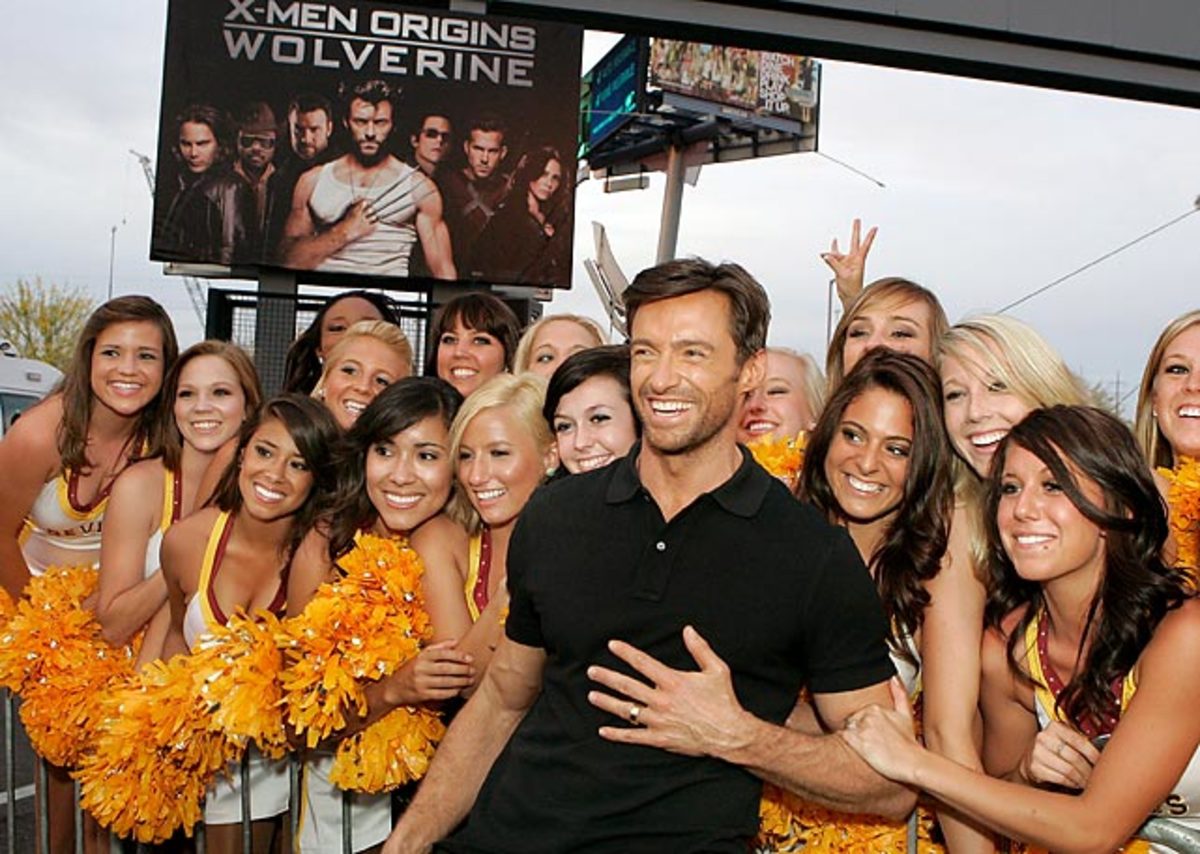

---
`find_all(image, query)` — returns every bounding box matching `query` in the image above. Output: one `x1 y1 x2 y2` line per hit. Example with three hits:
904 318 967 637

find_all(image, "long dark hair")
322 377 463 561
212 394 341 561
282 290 403 394
58 295 179 472
984 405 1190 732
799 349 954 654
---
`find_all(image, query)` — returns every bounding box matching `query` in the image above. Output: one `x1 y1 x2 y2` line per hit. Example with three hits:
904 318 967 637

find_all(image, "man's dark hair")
624 258 770 365
338 79 400 121
174 103 231 162
413 112 451 136
467 112 506 141
288 92 333 123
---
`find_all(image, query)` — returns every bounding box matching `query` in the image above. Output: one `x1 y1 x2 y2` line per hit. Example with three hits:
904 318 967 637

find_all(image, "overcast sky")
3 5 1198 413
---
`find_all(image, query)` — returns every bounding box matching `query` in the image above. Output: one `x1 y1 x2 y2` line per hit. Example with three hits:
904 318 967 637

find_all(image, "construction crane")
129 149 208 327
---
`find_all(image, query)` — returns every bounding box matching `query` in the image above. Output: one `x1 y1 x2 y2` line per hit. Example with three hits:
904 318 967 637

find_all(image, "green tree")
0 278 95 371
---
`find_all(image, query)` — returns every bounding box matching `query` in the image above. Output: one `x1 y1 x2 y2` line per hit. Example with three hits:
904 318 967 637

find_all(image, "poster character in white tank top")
278 79 456 280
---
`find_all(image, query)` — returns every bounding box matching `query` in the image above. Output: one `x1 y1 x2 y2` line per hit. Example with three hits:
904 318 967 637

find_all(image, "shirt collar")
606 441 772 518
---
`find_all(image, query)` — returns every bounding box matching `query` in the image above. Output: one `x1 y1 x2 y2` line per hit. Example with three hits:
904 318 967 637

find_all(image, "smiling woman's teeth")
385 493 422 509
576 455 612 471
1180 405 1200 418
1015 534 1053 545
452 368 477 379
971 430 1008 448
847 474 884 494
254 483 284 502
475 488 505 501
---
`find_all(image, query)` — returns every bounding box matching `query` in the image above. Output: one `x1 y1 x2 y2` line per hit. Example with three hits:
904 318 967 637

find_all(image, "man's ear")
737 349 766 395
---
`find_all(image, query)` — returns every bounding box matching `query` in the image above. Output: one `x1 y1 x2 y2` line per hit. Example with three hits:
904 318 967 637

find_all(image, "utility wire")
998 201 1200 313
815 151 886 188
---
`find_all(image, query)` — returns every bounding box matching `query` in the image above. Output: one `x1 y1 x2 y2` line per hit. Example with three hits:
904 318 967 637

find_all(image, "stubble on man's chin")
355 147 387 168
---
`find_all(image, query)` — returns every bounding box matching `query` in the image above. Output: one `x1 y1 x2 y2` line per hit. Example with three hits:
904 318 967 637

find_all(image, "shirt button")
656 541 667 551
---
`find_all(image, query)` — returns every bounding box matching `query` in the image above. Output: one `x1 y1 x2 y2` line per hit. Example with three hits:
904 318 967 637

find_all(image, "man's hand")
586 625 755 759
381 829 431 854
338 198 378 242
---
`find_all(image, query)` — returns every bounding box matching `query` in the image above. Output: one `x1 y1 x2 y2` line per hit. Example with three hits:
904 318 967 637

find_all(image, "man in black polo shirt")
384 259 912 854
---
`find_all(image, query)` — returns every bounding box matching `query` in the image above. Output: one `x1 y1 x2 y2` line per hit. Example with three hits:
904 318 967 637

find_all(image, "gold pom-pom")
747 433 806 489
76 656 236 843
77 610 287 841
0 566 139 765
1160 456 1200 574
278 533 441 789
329 706 445 793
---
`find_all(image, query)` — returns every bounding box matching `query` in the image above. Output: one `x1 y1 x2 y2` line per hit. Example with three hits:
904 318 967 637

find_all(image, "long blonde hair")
1134 310 1200 470
447 373 554 533
311 319 413 400
937 314 1089 571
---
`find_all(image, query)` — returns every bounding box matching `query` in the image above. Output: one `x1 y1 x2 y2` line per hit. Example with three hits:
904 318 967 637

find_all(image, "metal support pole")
254 269 298 396
656 143 686 264
73 781 82 853
4 691 14 854
36 757 49 854
826 277 836 348
341 790 352 854
240 752 252 853
107 225 119 301
289 756 301 846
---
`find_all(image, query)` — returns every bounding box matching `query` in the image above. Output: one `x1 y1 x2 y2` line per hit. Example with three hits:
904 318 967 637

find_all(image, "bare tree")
0 278 95 370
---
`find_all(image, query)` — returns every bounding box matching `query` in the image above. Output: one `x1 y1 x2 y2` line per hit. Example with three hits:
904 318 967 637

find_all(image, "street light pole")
107 223 119 300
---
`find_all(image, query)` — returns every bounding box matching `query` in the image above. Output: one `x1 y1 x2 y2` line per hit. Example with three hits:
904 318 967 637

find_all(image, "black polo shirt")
440 444 893 854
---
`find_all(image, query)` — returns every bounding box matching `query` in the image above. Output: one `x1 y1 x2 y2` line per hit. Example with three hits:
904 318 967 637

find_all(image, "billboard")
580 35 646 156
152 0 583 289
648 40 817 122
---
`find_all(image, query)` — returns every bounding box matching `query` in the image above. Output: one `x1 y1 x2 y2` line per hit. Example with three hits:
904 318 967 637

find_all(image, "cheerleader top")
1024 612 1200 848
21 470 110 576
183 511 287 650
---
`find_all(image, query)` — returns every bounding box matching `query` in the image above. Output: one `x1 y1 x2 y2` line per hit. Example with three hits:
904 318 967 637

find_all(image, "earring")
545 466 557 478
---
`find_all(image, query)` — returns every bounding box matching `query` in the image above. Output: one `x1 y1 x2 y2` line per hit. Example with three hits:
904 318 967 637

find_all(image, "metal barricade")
4 692 365 854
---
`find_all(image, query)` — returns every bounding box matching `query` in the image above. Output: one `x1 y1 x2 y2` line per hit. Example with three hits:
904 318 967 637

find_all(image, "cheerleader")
543 346 638 476
0 295 177 854
282 290 401 395
512 313 606 379
756 349 955 851
311 319 413 431
1134 309 1200 572
97 341 261 665
160 395 339 852
843 406 1200 854
425 293 520 398
825 277 948 390
286 377 470 853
